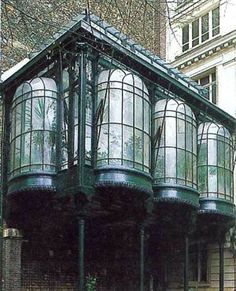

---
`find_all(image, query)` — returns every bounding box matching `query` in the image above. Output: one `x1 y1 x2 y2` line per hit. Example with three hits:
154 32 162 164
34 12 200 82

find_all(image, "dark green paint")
199 198 235 218
78 217 85 291
140 225 145 291
7 173 56 196
95 167 153 196
184 236 189 291
153 184 199 208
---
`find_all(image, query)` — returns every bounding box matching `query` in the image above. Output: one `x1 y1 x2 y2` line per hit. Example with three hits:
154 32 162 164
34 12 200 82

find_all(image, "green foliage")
86 275 97 291
2 0 166 71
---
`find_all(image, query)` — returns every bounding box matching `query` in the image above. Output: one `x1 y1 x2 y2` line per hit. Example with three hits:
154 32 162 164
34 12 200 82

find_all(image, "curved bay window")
96 69 151 173
153 98 197 188
10 77 57 178
198 122 234 202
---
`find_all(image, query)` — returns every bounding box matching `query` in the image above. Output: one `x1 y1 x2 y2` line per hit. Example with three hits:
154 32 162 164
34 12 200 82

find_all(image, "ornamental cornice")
172 30 236 70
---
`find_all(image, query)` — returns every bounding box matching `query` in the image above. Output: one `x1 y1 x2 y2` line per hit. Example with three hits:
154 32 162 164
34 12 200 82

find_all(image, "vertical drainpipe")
140 225 145 291
77 43 87 291
78 217 85 291
184 235 189 291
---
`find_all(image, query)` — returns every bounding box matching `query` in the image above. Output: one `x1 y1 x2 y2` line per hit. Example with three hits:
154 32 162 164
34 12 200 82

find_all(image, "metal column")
78 217 85 291
184 235 189 291
140 225 145 291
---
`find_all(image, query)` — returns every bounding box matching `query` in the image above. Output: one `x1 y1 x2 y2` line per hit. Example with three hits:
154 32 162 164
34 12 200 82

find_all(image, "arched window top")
98 69 149 98
155 98 195 119
14 77 57 101
198 122 231 139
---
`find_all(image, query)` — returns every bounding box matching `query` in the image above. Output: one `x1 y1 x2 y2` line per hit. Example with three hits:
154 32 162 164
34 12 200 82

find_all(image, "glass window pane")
208 166 217 193
192 19 199 47
44 131 56 166
31 131 43 165
182 25 189 52
186 152 192 183
198 165 207 194
177 149 185 181
155 147 165 181
135 96 143 130
144 133 150 168
45 98 56 130
23 99 32 132
123 125 133 162
85 125 92 160
97 124 108 164
218 167 225 195
166 117 176 147
198 141 207 166
144 100 150 133
186 122 193 151
15 105 21 137
177 119 185 149
166 148 176 180
201 14 209 42
123 91 133 126
200 75 209 86
110 89 121 123
134 129 143 166
208 139 217 165
15 138 21 170
212 7 220 36
32 98 44 130
217 141 225 167
109 124 122 160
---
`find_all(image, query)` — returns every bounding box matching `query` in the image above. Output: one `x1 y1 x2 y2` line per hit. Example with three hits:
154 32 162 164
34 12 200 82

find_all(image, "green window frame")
153 98 197 188
10 77 57 177
198 122 234 202
96 69 151 173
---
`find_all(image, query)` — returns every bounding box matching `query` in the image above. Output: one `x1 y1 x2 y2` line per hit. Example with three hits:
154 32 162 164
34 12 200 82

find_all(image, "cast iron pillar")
78 217 85 291
140 225 145 291
184 235 189 291
3 228 22 291
219 234 225 291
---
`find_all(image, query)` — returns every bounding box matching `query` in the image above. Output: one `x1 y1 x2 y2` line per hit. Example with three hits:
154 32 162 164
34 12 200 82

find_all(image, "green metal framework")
153 98 197 189
0 11 235 291
96 69 151 173
198 122 234 216
9 78 57 177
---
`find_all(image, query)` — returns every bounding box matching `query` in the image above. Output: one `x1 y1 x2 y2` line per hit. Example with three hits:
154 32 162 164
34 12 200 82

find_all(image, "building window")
189 243 208 283
212 7 220 36
182 25 189 51
195 71 217 104
182 7 220 52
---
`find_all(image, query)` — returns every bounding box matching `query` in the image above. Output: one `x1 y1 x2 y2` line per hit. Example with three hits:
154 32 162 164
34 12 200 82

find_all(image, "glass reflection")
10 77 57 177
198 122 234 201
154 98 197 188
96 69 151 173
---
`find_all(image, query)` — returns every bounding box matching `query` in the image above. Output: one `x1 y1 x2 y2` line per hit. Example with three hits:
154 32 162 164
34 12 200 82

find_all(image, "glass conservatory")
0 12 235 291
198 122 234 216
153 98 198 207
8 77 58 195
95 69 152 195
